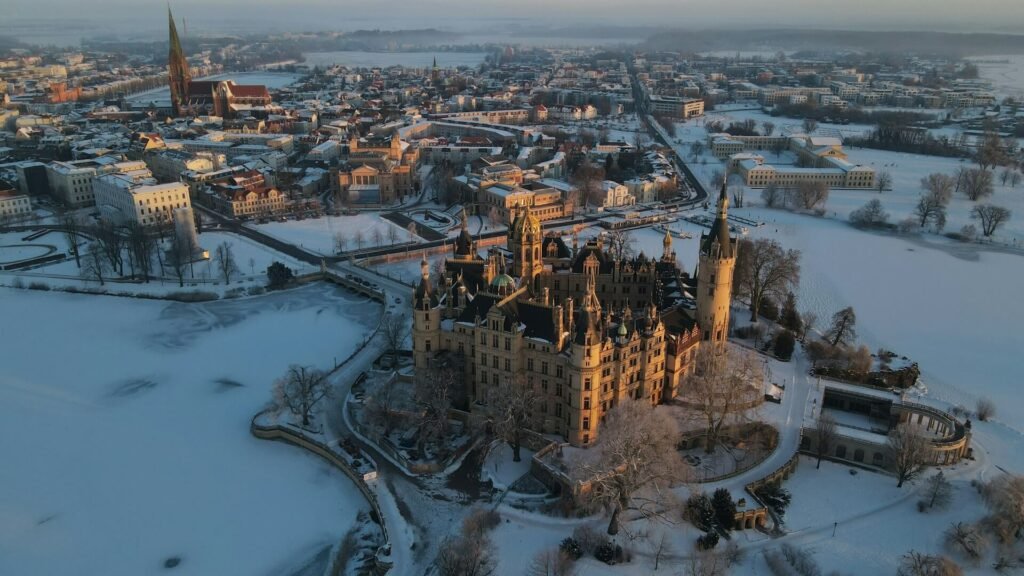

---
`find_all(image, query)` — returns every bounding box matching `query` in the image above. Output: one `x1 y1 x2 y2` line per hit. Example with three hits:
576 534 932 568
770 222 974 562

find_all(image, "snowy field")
735 206 1024 441
302 51 488 69
251 214 419 256
0 283 381 575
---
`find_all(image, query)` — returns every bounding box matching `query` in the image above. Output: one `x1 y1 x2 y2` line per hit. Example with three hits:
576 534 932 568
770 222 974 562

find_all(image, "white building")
94 171 192 227
46 159 148 207
600 180 635 208
0 191 32 221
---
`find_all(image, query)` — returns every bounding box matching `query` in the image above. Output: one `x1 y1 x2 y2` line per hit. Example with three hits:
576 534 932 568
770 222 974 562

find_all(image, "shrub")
696 532 719 550
246 286 266 296
685 493 715 532
166 291 219 302
28 282 50 291
755 483 792 518
976 398 995 421
462 508 501 538
773 330 796 360
595 542 616 564
760 298 779 322
559 537 582 560
571 525 605 556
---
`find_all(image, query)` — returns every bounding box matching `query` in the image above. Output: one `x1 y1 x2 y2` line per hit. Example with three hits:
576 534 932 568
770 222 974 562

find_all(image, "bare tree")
770 139 788 159
273 365 331 427
1011 171 1022 188
876 170 893 193
604 229 636 261
975 397 996 421
59 211 82 268
651 530 675 571
491 373 537 462
982 474 1024 544
214 241 239 284
825 306 857 348
353 229 365 250
914 189 949 231
333 231 348 254
81 242 108 286
793 181 829 211
571 160 605 209
923 471 953 511
165 229 192 287
921 173 956 203
762 121 776 136
126 222 155 282
93 220 126 276
573 399 684 535
683 549 734 576
527 548 576 576
372 227 383 248
970 204 1011 237
849 198 890 228
899 551 963 576
814 413 837 469
802 118 819 134
363 376 399 436
685 347 762 453
944 522 988 563
760 183 783 208
380 313 409 367
435 534 495 576
734 238 801 322
413 365 457 454
889 423 930 488
961 168 994 201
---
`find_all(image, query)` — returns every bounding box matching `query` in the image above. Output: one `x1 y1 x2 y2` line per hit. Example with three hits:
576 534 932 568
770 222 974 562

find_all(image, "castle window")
583 397 591 410
425 341 431 352
583 417 590 431
481 353 487 365
555 382 562 397
542 380 548 391
555 403 562 417
541 362 548 375
582 434 589 445
556 366 563 377
504 359 510 371
492 335 498 347
584 378 591 391
492 357 498 369
527 359 534 371
505 338 511 351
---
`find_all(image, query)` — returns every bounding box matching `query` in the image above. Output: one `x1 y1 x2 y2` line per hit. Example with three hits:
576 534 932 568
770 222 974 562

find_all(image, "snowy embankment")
0 282 380 575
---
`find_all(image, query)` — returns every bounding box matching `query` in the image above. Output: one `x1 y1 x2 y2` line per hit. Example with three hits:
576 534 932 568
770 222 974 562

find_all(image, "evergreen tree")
711 488 737 531
779 292 803 334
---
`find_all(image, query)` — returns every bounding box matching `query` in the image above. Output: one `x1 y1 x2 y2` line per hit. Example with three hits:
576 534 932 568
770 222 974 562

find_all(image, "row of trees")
760 181 830 213
333 221 418 254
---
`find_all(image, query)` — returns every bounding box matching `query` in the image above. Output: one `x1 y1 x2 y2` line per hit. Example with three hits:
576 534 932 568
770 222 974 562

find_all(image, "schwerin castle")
412 185 737 447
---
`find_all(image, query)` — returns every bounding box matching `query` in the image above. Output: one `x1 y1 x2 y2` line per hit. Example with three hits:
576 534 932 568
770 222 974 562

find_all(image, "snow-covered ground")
735 206 1024 446
0 282 381 575
251 213 419 256
969 54 1024 102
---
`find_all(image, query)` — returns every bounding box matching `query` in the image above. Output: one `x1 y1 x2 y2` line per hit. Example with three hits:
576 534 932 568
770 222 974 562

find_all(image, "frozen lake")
303 50 488 69
0 283 380 575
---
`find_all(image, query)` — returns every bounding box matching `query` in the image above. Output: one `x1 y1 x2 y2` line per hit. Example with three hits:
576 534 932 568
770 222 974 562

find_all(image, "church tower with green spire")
167 6 191 117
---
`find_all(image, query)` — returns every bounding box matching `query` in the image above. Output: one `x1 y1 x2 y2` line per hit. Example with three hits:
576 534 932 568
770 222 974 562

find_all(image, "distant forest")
643 29 1024 57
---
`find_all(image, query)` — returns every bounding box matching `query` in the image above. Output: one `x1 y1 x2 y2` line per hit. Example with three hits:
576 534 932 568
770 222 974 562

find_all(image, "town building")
0 189 32 221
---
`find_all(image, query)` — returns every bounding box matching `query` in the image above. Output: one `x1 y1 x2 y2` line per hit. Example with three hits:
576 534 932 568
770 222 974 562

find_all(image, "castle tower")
412 254 440 370
696 182 737 346
167 7 191 117
508 206 543 287
569 275 602 445
389 132 402 161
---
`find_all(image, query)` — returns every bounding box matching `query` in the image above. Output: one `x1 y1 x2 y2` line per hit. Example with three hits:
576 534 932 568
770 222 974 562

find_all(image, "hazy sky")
4 0 1024 39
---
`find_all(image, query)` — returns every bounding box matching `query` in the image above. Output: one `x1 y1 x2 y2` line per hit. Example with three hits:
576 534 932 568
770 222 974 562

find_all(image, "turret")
696 181 737 346
412 253 440 369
